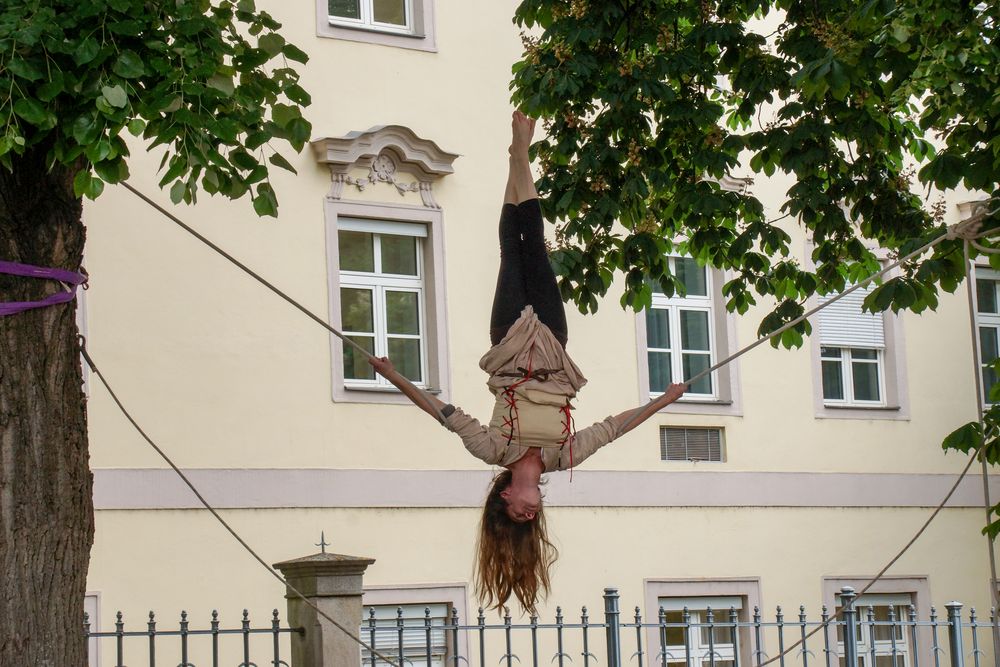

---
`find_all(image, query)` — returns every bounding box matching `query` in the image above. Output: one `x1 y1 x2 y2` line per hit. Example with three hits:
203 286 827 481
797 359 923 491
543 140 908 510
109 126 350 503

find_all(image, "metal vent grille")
660 427 724 462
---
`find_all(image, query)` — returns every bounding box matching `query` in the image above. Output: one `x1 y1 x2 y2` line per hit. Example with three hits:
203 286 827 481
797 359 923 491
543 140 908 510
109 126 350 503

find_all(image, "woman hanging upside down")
368 111 687 613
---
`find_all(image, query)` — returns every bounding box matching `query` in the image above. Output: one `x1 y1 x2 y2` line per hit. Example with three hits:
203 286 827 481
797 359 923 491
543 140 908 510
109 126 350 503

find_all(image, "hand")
368 356 395 377
664 382 688 402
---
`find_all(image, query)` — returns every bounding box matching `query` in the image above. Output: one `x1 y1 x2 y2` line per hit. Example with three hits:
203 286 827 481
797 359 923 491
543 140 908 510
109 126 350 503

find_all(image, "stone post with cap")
274 541 375 667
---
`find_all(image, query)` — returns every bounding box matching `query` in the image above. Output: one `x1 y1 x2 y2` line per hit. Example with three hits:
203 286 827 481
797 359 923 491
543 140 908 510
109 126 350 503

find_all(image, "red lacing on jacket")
500 351 534 448
558 402 577 481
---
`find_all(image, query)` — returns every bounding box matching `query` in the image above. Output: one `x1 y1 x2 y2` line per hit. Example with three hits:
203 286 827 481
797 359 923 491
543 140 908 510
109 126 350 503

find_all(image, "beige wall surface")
85 506 992 665
80 0 997 657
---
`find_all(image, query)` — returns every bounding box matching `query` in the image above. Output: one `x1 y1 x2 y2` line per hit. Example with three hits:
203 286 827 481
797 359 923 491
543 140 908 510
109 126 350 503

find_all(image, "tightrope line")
106 182 997 665
78 341 403 667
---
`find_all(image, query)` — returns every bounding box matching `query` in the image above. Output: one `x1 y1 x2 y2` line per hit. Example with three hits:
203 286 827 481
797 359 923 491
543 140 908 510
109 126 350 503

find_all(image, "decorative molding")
93 469 1000 510
715 174 753 194
312 126 459 209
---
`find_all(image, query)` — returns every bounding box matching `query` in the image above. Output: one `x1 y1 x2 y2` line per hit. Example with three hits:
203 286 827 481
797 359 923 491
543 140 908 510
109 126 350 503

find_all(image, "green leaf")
282 44 309 64
207 74 235 96
74 37 100 66
252 183 278 217
258 33 285 56
169 180 187 204
12 98 49 126
942 421 983 454
73 170 105 199
271 103 301 128
113 51 145 78
101 84 128 109
127 119 146 136
268 152 297 174
7 58 43 81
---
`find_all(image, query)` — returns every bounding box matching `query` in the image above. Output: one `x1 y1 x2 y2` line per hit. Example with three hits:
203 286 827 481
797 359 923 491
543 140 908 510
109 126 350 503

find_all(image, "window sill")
327 20 426 40
822 404 900 411
344 384 441 395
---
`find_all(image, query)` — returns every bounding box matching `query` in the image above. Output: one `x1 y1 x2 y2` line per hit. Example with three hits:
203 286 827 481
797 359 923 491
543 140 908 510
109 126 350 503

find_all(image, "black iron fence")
361 587 998 667
84 608 301 667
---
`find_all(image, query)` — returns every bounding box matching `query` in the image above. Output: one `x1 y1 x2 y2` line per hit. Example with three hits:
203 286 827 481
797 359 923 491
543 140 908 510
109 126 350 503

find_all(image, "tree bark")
0 143 93 667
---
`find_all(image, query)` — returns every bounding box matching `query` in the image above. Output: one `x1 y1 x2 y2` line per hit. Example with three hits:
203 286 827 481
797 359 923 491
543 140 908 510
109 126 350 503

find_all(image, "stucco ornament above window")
311 125 459 209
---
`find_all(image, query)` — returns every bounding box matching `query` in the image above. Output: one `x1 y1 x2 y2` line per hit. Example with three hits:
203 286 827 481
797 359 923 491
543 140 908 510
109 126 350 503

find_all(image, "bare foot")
510 110 536 158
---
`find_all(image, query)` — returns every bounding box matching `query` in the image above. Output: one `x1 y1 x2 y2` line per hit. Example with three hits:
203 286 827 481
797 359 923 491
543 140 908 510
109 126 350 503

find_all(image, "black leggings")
489 199 568 347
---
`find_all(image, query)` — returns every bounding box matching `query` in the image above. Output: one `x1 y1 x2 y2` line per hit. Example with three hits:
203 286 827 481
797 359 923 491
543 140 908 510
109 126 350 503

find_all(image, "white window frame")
820 346 886 407
806 247 909 421
656 598 741 667
328 0 415 35
85 592 100 667
317 0 437 52
326 200 451 406
974 266 1000 406
644 578 762 667
339 219 429 390
645 257 717 400
361 584 469 667
834 593 914 667
636 262 742 416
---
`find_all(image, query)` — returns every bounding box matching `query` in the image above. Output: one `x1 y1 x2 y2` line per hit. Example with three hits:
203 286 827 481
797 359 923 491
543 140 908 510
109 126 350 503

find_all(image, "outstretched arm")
368 356 448 421
611 382 688 436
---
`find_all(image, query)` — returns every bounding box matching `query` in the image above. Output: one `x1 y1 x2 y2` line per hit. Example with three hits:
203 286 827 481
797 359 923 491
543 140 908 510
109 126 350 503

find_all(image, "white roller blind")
340 217 428 238
818 284 885 348
837 593 912 607
657 596 744 612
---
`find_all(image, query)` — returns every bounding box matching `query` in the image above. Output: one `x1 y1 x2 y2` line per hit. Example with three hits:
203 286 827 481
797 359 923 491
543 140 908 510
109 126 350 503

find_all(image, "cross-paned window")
976 268 1000 404
338 218 427 388
836 593 913 667
657 596 742 667
329 0 414 34
645 258 715 397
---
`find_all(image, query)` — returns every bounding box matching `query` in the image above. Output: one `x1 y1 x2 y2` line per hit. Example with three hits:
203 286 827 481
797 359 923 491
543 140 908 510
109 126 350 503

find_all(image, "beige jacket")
445 407 619 472
444 307 620 471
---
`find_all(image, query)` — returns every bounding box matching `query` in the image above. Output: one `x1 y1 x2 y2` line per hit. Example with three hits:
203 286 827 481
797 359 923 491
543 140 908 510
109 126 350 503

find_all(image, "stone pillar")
274 551 376 667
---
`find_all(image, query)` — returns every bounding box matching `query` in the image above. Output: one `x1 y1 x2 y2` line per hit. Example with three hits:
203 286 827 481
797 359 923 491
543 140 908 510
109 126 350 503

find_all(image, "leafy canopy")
510 0 998 348
1 0 312 216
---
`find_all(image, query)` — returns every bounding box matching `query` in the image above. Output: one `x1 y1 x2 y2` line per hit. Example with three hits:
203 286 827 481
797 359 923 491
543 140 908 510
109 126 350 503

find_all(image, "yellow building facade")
80 1 997 665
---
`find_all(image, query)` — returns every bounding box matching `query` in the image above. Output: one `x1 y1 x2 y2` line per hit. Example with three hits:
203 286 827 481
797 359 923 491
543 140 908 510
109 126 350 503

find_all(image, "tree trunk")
0 144 93 667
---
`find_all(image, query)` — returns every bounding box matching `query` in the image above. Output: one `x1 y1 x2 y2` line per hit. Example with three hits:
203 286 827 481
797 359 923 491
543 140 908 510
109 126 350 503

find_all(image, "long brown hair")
474 470 558 614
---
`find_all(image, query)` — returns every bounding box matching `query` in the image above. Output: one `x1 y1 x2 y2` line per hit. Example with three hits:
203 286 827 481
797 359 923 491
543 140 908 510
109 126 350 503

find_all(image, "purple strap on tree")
0 260 88 317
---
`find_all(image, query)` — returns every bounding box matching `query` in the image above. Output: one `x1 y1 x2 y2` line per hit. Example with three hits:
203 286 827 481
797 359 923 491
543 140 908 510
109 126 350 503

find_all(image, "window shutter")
657 596 744 612
818 285 885 348
340 217 428 238
661 427 723 462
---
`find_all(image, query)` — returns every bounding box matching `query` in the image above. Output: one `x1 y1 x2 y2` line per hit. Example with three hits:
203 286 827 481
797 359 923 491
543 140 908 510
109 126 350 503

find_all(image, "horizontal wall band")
92 469 998 510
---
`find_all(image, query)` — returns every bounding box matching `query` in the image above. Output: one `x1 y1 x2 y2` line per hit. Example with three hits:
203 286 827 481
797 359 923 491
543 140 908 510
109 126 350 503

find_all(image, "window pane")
978 279 998 314
852 358 881 401
386 291 420 335
341 288 374 333
329 0 361 20
980 327 999 364
821 346 842 359
663 611 687 646
683 353 712 394
700 624 736 645
373 0 407 25
381 234 418 275
984 366 998 404
339 230 374 272
388 338 422 382
646 308 671 349
822 360 844 400
344 335 375 380
680 310 710 351
851 348 878 360
676 258 708 297
875 656 905 667
702 660 734 667
648 351 672 393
